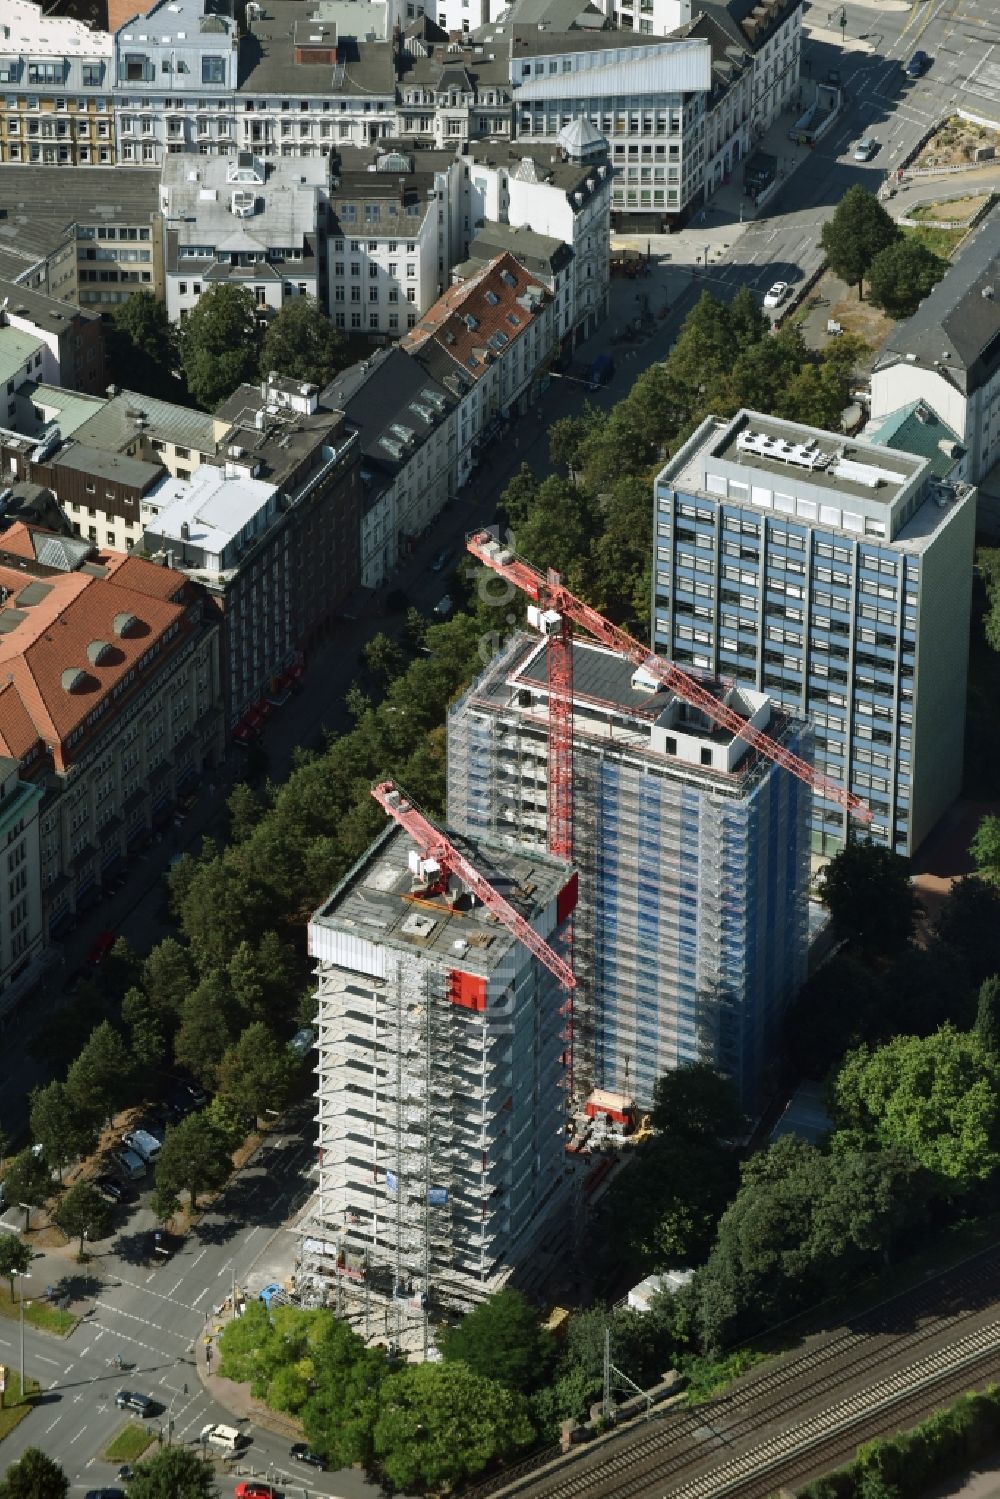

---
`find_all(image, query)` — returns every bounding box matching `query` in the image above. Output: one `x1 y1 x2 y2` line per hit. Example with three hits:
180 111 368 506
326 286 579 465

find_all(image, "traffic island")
0 1287 77 1337
0 1372 41 1441
103 1423 156 1464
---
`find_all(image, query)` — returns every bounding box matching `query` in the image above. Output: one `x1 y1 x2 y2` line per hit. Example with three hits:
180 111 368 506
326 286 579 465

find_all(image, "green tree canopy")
0 1447 69 1499
106 292 181 402
372 1361 535 1492
439 1289 553 1394
126 1447 218 1499
832 1026 1000 1186
259 295 348 387
301 1317 387 1469
0 1233 33 1300
173 972 238 1087
969 814 1000 882
227 783 264 844
142 937 196 1024
816 840 917 956
867 236 947 318
179 283 261 410
216 1021 297 1114
155 1111 232 1209
122 985 166 1073
64 1019 134 1124
820 185 900 298
975 975 1000 1056
934 876 1000 984
651 1062 744 1142
4 1148 52 1231
29 1081 96 1181
600 1136 739 1280
53 1180 112 1257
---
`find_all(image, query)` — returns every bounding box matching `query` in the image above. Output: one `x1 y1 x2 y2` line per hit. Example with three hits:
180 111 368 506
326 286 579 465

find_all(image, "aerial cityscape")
0 0 999 1493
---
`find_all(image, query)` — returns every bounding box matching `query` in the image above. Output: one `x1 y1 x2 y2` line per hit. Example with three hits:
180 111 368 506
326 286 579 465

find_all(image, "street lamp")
703 245 711 268
18 1273 31 1402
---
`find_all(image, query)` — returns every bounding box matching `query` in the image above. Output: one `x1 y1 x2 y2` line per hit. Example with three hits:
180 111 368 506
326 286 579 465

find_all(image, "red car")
87 930 117 966
234 1486 274 1499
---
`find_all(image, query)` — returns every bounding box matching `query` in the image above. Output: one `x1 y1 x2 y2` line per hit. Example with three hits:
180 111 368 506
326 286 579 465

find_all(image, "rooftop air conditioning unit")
231 190 256 217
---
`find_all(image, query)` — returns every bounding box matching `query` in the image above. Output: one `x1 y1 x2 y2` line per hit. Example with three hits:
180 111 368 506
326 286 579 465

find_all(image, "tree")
651 1062 744 1142
816 840 917 956
173 973 237 1088
372 1362 535 1492
107 292 180 402
227 783 263 844
150 1183 181 1226
126 1447 218 1499
301 1318 386 1469
53 1181 112 1258
64 1020 135 1124
599 1137 739 1278
29 1082 95 1181
833 1027 1000 1186
439 1289 552 1394
820 186 899 298
975 975 1000 1056
179 283 260 410
259 295 348 388
122 986 166 1073
0 1233 33 1301
0 1448 69 1499
142 938 195 1025
970 814 1000 882
361 632 404 689
4 1148 52 1232
216 1023 297 1116
155 1112 232 1210
934 877 1000 985
867 236 947 318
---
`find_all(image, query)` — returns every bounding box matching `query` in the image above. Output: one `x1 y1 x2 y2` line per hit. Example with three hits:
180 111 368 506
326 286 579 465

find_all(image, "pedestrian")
183 1382 188 1395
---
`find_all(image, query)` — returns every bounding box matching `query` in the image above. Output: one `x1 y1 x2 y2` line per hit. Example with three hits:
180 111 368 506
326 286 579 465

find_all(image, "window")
202 56 226 85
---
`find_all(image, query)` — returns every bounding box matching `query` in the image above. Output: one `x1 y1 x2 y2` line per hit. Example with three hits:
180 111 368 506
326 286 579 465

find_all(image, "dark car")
115 1391 157 1416
85 1490 125 1499
289 1444 327 1470
170 1072 208 1108
431 548 453 573
95 1174 131 1204
905 49 929 77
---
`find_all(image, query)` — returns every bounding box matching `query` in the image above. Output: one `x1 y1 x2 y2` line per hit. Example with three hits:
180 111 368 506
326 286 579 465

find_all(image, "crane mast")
466 530 872 823
370 779 576 993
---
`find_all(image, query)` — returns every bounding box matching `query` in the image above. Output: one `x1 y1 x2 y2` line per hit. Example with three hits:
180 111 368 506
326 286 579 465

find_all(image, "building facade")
652 411 976 857
0 0 115 168
0 280 105 394
0 523 224 935
0 756 45 1025
448 631 810 1112
305 819 576 1311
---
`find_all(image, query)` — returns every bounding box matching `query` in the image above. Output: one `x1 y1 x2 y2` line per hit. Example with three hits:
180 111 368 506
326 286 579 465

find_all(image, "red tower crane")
466 529 873 824
370 779 576 993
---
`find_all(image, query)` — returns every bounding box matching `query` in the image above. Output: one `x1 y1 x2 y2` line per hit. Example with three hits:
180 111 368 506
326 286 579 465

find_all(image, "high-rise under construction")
447 632 811 1112
305 819 577 1312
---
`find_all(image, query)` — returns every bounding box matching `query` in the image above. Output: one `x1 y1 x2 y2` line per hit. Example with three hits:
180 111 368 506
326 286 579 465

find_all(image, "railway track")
491 1243 1000 1499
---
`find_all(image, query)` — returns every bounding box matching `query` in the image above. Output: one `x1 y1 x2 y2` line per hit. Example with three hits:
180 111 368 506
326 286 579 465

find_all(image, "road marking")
192 1248 207 1267
45 1416 61 1432
191 1288 208 1307
144 1271 156 1284
35 1353 60 1366
167 1278 183 1296
69 1424 88 1444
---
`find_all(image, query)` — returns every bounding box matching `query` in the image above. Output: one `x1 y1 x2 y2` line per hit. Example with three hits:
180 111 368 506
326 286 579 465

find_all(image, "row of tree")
109 286 351 411
819 184 947 311
0 1445 217 1499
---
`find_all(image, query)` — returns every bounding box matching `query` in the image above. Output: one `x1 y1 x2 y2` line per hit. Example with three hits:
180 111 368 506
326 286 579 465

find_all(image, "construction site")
303 787 579 1323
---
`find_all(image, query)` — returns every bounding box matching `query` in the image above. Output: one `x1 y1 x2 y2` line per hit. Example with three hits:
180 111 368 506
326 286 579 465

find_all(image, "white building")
159 151 327 321
305 818 576 1311
870 238 1000 488
0 0 115 168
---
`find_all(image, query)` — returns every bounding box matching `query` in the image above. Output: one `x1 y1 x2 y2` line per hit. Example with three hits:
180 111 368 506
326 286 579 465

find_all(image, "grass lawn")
0 1372 41 1440
903 221 968 260
104 1423 156 1463
910 194 990 223
0 1286 78 1337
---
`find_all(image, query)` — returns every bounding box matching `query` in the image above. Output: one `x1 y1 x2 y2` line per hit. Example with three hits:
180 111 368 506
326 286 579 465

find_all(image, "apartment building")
870 236 1000 488
652 411 976 858
671 10 751 195
305 818 576 1310
0 167 163 315
0 755 45 1025
142 375 360 726
323 347 466 586
0 0 116 168
0 279 105 394
448 630 809 1111
327 144 464 337
501 30 712 226
395 34 513 145
0 523 224 934
111 0 239 168
238 3 396 157
160 151 328 320
402 250 555 468
465 129 611 344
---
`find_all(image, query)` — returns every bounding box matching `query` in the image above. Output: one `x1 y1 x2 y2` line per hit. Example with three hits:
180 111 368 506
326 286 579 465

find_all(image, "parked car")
87 930 117 967
85 1489 125 1499
763 280 790 309
905 49 929 77
122 1128 161 1165
289 1443 327 1470
115 1391 157 1416
588 352 615 388
431 547 453 573
170 1072 208 1108
202 1423 247 1453
853 135 878 160
94 1173 131 1204
110 1148 146 1182
233 1485 273 1499
288 1027 316 1059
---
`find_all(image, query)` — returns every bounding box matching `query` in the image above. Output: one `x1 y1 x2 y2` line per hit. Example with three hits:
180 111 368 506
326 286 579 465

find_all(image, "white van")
122 1128 161 1165
111 1147 146 1181
200 1422 245 1453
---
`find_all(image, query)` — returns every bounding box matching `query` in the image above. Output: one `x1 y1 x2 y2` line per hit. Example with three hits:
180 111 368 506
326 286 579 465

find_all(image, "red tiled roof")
401 251 546 381
0 529 193 774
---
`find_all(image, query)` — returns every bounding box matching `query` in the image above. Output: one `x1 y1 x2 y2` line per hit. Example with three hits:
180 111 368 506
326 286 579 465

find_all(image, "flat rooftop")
72 390 222 457
143 464 278 554
0 328 45 388
312 820 568 978
708 412 923 503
